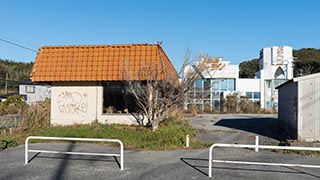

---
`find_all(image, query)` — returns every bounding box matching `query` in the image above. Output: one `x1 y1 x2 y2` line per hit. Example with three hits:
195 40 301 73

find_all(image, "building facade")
19 81 51 105
256 46 294 109
187 46 293 111
186 57 260 111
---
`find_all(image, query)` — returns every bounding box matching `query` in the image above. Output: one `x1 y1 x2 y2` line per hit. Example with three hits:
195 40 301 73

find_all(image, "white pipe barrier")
255 136 259 152
186 135 190 147
208 142 320 177
25 136 124 170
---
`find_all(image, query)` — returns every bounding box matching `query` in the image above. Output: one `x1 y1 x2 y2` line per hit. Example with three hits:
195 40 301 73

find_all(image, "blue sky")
1 0 320 70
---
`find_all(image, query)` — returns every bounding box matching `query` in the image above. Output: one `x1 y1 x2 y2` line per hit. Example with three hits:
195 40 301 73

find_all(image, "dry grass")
0 98 51 148
1 101 210 150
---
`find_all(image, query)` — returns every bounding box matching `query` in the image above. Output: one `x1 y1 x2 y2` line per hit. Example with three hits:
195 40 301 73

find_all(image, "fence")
25 136 124 170
0 115 21 129
208 137 320 177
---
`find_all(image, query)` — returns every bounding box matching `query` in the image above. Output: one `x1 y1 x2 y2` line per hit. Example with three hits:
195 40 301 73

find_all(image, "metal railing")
208 137 320 177
25 136 124 170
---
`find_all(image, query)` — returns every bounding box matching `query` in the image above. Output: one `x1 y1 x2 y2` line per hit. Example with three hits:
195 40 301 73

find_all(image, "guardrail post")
25 137 29 164
120 141 124 170
186 135 190 147
255 136 259 152
208 145 214 177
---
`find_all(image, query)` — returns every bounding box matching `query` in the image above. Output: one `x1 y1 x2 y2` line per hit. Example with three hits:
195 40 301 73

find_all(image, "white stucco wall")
50 82 146 126
236 78 260 94
202 64 239 79
51 85 99 125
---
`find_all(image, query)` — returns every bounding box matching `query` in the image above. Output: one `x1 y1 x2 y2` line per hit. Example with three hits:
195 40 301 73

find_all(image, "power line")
0 38 37 53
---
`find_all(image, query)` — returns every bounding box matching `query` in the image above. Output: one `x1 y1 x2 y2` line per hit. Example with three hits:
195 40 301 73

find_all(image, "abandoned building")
30 44 177 125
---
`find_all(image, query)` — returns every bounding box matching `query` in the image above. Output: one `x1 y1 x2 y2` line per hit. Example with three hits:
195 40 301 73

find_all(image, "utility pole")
5 73 8 95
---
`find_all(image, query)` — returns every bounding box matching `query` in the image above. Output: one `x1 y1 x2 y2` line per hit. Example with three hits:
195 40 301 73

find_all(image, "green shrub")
0 95 27 115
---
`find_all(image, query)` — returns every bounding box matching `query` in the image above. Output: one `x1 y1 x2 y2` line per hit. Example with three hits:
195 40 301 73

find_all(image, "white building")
187 46 293 111
186 57 260 111
19 81 51 105
256 46 294 109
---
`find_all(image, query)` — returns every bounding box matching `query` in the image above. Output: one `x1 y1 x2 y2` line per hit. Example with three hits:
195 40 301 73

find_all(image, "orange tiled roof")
30 44 177 82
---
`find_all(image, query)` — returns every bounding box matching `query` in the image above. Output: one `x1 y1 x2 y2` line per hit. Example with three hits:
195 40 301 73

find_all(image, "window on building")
212 92 220 100
195 92 202 98
220 79 227 91
204 79 211 90
212 80 219 91
274 79 286 88
254 92 260 99
227 79 235 91
25 86 35 93
195 79 203 89
203 92 210 99
245 91 260 102
211 78 235 91
246 92 252 98
274 67 285 79
103 82 138 114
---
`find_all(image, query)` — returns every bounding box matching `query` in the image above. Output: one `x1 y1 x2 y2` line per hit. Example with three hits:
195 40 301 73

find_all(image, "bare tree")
124 49 200 131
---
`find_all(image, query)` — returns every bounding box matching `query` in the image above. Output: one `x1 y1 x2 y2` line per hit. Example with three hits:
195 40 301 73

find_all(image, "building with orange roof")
30 43 178 125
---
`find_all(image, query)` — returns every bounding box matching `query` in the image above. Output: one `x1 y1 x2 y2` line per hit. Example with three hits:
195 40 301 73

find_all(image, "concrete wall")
278 81 298 139
278 73 320 141
297 76 320 141
51 82 143 126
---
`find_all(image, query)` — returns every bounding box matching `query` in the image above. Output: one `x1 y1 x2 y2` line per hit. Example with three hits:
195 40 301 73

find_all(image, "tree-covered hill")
238 58 259 78
239 48 320 78
293 48 320 76
0 58 33 94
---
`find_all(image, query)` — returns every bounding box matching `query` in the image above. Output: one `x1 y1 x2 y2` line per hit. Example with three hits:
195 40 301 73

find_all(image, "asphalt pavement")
1 114 319 180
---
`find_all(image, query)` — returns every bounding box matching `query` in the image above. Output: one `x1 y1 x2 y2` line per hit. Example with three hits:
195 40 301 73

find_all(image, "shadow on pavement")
180 158 208 176
284 167 320 179
181 157 320 178
214 117 289 141
51 142 75 180
27 142 121 179
28 152 41 163
212 166 320 177
35 155 119 164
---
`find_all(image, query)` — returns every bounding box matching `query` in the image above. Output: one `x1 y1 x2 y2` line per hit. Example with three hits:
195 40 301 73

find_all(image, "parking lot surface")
1 114 319 180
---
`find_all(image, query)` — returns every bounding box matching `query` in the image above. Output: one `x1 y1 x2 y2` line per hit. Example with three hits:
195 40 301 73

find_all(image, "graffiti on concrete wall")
58 92 88 114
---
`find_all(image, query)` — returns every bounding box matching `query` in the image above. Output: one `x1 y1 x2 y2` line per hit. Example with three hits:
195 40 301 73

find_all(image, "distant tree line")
0 58 33 94
293 48 320 76
239 48 320 78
